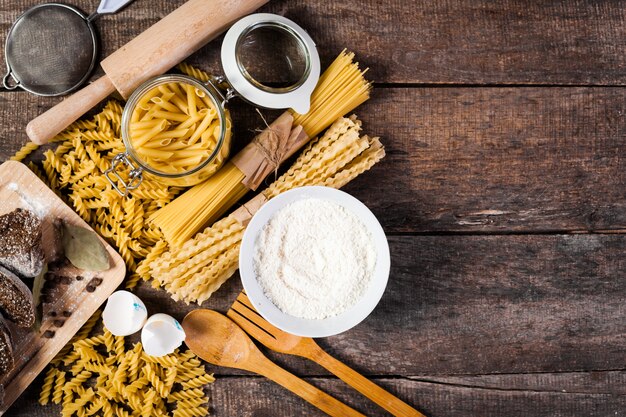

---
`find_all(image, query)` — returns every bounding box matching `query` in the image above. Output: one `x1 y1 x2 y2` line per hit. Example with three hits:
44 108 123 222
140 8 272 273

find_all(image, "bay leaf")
32 264 47 332
62 223 110 271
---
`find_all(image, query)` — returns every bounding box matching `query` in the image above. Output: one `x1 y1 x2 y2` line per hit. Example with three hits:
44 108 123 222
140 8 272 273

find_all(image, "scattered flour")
6 182 49 218
253 197 376 320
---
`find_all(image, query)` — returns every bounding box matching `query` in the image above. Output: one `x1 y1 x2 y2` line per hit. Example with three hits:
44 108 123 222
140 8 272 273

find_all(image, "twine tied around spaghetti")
253 109 289 181
231 110 309 191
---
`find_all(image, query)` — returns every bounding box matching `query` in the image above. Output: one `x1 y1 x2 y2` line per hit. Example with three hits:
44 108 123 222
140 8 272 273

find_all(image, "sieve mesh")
5 4 96 96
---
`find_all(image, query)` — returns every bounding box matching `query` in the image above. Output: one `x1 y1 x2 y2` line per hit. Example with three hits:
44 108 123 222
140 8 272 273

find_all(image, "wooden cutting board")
0 161 126 415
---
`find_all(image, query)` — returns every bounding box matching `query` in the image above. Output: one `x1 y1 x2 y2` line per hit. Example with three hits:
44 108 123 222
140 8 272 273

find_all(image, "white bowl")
239 186 390 337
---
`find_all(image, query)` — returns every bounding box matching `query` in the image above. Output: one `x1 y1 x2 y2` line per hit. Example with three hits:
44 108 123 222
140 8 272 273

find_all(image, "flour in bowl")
253 197 377 319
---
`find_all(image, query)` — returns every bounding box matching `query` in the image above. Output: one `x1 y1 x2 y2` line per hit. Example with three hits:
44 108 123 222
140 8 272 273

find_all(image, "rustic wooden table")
1 1 625 416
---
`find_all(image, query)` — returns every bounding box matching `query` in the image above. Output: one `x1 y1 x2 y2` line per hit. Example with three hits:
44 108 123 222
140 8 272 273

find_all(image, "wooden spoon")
182 309 365 417
228 292 425 416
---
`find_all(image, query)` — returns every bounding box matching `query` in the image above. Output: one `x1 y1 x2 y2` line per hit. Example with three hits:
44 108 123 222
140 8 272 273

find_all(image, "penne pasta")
151 128 190 141
151 94 180 113
168 148 212 158
131 119 171 130
169 83 188 104
178 114 204 130
133 120 168 147
185 84 199 118
128 80 231 176
151 110 189 123
136 88 162 111
170 155 204 167
187 110 215 145
138 148 175 160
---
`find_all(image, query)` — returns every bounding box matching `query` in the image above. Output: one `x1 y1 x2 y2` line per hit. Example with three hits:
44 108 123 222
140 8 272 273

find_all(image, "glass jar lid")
220 13 320 114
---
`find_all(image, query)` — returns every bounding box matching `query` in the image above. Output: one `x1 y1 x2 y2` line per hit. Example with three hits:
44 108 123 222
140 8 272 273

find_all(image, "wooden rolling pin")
26 0 268 145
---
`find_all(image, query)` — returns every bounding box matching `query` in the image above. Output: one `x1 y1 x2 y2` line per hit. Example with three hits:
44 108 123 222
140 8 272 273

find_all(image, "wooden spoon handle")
26 76 116 145
255 357 366 417
313 347 425 417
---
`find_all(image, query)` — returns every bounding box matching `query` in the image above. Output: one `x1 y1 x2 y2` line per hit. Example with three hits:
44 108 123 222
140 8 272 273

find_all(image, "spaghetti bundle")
147 112 305 248
149 116 385 303
291 50 371 138
151 51 372 248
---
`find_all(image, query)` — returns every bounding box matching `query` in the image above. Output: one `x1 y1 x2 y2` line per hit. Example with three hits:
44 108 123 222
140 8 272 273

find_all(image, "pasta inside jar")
121 75 232 187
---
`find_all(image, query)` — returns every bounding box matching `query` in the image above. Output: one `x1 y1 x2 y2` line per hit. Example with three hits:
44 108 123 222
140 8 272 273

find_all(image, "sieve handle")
26 76 115 145
96 0 135 15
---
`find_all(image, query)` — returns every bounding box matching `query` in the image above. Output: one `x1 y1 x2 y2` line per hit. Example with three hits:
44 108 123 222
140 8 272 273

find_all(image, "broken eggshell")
102 290 147 336
141 313 186 357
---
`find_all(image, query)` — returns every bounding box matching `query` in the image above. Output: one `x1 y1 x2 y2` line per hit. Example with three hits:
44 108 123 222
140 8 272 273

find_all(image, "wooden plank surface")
8 371 626 417
347 87 626 233
3 0 626 84
4 233 623 416
1 0 625 416
130 235 626 377
1 87 624 233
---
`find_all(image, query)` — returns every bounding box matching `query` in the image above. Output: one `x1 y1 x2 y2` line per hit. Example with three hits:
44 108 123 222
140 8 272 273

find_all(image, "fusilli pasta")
10 141 39 162
38 367 56 405
39 319 212 417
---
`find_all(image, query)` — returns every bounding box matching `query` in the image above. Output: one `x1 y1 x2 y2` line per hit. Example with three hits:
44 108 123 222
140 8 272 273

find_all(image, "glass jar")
106 74 232 193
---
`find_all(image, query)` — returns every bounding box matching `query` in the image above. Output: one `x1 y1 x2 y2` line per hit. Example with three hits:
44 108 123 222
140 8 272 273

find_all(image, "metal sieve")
3 0 134 96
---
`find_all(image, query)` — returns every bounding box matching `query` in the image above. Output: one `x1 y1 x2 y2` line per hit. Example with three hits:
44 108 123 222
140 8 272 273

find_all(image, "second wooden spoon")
182 309 365 417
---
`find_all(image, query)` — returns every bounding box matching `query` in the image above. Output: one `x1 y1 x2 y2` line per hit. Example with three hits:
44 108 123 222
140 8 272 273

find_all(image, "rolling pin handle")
26 76 116 145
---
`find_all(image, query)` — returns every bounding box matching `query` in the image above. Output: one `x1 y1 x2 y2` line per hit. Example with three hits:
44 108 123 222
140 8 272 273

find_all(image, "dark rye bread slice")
0 314 13 377
0 265 35 328
0 208 44 278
